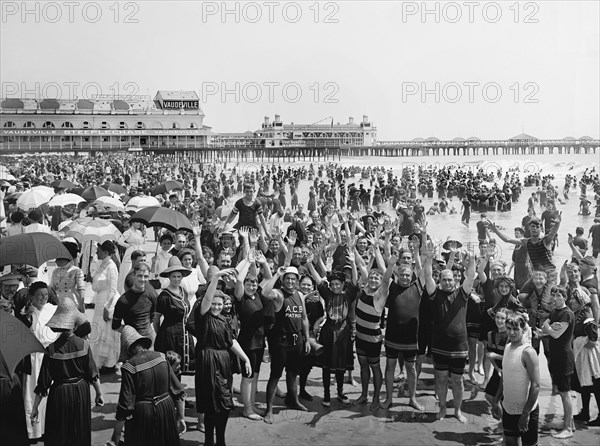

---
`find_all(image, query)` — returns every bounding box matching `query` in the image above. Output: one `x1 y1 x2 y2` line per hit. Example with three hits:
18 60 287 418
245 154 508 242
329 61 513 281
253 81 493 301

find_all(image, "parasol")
0 312 45 378
16 187 54 211
0 171 16 181
48 193 86 207
91 196 125 212
4 191 22 203
80 186 111 202
60 216 121 244
152 180 184 196
50 179 78 190
0 232 72 268
130 206 193 233
102 183 127 195
125 195 160 212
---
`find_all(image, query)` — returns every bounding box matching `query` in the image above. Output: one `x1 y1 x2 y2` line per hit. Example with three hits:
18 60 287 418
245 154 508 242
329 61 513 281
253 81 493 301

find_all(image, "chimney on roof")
363 115 368 124
274 114 280 123
349 117 354 125
264 116 270 126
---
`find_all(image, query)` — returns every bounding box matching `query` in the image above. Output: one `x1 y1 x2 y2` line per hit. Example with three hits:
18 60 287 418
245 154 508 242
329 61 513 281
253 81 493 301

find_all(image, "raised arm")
461 251 476 294
200 269 236 316
422 242 437 296
234 259 250 300
487 220 525 246
192 225 210 278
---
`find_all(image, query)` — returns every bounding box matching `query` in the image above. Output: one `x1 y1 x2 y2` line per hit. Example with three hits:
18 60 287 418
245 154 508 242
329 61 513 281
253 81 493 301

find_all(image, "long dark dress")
191 311 234 414
155 288 194 373
317 283 357 371
308 190 317 212
34 335 98 446
0 369 28 446
116 350 185 446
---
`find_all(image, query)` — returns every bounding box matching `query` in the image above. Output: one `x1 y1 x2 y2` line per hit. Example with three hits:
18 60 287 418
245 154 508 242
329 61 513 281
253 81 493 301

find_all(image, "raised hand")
287 230 297 246
422 240 436 261
347 249 356 263
255 250 266 264
249 229 259 244
239 226 249 239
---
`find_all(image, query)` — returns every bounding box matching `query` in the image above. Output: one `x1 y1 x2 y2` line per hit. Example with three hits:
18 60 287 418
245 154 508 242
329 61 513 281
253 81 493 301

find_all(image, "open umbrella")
125 195 161 212
102 183 127 195
0 171 16 181
60 216 121 244
4 191 22 203
0 312 45 378
16 188 53 211
130 206 193 233
152 180 184 196
50 179 78 190
80 186 111 202
91 196 125 212
48 193 86 207
0 232 72 268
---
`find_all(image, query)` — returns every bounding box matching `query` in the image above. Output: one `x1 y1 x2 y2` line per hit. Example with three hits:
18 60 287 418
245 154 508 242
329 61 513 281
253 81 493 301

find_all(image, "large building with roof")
0 91 212 152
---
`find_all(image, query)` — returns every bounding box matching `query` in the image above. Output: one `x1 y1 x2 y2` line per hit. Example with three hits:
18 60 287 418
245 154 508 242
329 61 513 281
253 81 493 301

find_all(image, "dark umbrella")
50 179 78 190
0 232 72 268
130 206 193 233
0 311 45 378
102 183 127 195
152 180 184 196
80 186 111 202
3 192 22 203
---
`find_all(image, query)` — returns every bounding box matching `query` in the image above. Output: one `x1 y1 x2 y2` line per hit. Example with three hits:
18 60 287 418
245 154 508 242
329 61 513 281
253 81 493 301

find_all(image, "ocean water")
224 152 600 267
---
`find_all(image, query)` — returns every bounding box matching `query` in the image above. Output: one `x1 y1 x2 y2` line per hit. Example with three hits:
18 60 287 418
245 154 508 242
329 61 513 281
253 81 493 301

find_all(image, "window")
101 122 109 129
3 121 16 128
42 121 55 128
136 122 145 129
119 122 127 129
82 121 91 129
172 122 180 129
24 121 35 128
61 122 74 128
189 122 198 129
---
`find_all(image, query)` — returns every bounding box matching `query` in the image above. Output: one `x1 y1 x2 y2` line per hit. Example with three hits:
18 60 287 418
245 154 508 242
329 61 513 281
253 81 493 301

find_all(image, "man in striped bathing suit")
354 255 397 410
423 246 476 423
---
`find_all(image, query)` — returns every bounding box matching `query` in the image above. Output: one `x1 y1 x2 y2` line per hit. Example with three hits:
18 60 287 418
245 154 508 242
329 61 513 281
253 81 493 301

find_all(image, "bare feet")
243 410 263 421
437 406 447 421
286 402 308 411
455 410 467 423
370 399 381 411
263 412 275 424
380 399 393 410
353 395 368 405
409 399 424 411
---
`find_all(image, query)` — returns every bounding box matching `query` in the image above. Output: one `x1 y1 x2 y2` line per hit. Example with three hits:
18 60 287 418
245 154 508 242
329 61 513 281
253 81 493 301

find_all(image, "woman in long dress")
21 282 58 442
188 268 251 446
49 240 86 313
30 299 104 446
117 221 146 294
89 240 121 370
108 326 186 446
178 249 206 311
154 261 194 376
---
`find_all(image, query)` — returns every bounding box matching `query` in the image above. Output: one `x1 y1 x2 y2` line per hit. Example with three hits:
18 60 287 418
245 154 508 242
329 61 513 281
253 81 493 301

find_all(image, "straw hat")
121 325 152 355
159 257 192 278
46 298 87 330
283 266 300 279
442 236 463 251
0 272 21 286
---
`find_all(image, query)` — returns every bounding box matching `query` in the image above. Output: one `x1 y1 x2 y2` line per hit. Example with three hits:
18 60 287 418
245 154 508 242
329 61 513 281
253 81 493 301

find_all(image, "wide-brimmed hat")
0 272 22 286
442 236 463 250
46 298 87 330
159 257 192 278
121 325 152 355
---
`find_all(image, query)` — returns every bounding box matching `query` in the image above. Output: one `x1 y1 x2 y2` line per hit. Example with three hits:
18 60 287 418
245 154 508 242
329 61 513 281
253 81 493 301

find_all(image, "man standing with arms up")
423 244 476 423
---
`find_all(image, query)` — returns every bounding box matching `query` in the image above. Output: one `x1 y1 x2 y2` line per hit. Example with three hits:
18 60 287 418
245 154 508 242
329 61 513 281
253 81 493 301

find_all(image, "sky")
1 0 599 141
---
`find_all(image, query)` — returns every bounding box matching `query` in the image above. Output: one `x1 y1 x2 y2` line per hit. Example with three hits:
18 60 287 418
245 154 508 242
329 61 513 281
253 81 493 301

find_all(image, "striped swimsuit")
355 290 383 359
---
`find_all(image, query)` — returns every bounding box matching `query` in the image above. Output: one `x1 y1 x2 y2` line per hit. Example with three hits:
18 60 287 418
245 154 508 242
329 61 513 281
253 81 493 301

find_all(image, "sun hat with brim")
159 262 192 278
442 237 463 250
0 273 22 285
46 299 87 330
121 325 152 355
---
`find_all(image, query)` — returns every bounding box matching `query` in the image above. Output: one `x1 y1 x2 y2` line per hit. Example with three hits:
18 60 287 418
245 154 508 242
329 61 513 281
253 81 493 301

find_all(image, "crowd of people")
1 153 600 446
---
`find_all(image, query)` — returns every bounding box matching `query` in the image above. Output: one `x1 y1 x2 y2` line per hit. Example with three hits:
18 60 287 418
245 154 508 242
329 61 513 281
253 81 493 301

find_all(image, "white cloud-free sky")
1 0 599 140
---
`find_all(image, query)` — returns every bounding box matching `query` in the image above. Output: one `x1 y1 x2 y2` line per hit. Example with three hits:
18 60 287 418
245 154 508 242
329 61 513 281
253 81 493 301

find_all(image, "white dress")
116 227 145 294
153 249 173 289
23 303 58 439
89 257 121 368
180 265 206 311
